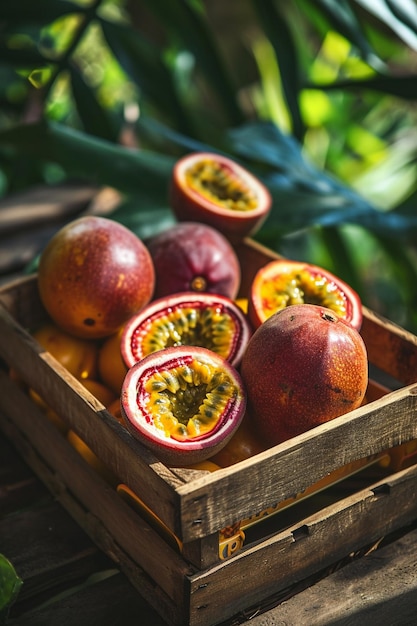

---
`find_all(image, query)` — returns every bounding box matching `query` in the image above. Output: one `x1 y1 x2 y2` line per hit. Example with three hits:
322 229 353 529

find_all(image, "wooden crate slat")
0 372 193 609
2 235 417 626
186 463 417 626
175 385 417 541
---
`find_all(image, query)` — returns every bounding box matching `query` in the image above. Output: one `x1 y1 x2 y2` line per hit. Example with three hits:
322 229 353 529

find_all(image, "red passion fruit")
146 221 241 300
37 216 155 339
170 152 272 241
121 291 252 369
120 345 246 466
240 304 368 446
248 258 363 330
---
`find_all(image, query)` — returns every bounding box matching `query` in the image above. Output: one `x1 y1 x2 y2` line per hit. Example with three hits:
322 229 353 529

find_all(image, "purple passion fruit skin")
240 304 368 446
121 292 252 370
146 222 241 300
170 152 272 241
37 216 155 339
120 346 246 466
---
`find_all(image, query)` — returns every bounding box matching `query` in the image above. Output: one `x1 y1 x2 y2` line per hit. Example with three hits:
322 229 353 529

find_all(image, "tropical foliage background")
1 0 417 330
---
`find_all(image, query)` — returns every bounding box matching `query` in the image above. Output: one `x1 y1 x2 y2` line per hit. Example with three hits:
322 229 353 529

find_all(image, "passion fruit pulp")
249 258 363 330
121 346 246 466
170 152 272 240
121 292 251 369
147 221 241 300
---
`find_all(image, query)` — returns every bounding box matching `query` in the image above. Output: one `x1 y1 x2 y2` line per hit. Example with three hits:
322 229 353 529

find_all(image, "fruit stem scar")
191 276 207 291
322 312 337 322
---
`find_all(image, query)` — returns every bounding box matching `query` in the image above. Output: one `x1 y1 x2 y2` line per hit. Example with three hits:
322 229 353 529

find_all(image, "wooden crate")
1 237 417 626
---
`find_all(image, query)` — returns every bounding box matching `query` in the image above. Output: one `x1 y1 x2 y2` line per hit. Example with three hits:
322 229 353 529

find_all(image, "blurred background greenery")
1 0 417 330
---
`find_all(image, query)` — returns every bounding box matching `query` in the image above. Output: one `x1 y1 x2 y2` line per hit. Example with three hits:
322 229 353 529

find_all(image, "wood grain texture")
2 233 417 625
245 526 417 626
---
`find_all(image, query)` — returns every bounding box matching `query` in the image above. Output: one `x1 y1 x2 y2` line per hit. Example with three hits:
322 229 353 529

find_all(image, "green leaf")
251 0 305 139
0 554 23 622
311 73 417 99
354 0 417 51
69 65 118 142
0 0 82 23
0 121 174 198
141 0 244 126
0 44 47 68
227 122 417 238
307 0 385 69
99 18 194 136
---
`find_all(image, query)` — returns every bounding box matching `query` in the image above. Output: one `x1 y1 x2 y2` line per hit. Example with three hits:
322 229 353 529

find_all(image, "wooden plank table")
1 183 417 625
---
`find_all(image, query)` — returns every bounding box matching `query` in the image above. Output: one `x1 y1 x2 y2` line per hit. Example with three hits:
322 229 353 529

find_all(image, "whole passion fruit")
249 258 363 330
38 216 155 339
240 304 368 446
170 152 272 241
121 345 246 466
121 292 251 369
147 222 241 300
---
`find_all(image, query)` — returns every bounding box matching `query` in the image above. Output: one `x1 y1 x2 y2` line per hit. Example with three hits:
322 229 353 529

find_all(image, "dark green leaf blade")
0 0 82 23
354 0 417 51
0 121 174 198
251 0 305 140
311 74 417 99
141 0 244 126
308 0 384 68
99 18 193 136
227 121 417 238
69 65 118 142
0 554 23 621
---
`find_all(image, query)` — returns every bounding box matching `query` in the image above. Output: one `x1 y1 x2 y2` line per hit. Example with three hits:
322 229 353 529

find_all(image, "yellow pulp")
260 269 347 320
185 158 258 212
143 358 237 440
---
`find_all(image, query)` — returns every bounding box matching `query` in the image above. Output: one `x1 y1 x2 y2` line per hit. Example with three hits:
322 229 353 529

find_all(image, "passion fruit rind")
146 221 241 300
121 292 252 370
249 259 363 330
121 346 246 466
170 152 272 240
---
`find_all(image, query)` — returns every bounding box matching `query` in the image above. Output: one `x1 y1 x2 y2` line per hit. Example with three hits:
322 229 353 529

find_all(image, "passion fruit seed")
185 158 258 212
261 269 347 320
131 304 237 361
140 358 237 441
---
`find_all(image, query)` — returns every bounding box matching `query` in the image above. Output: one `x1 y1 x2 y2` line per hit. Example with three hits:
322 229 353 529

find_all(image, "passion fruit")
210 413 266 467
146 222 241 300
240 304 368 446
248 258 363 330
31 322 99 380
170 152 272 240
121 292 251 369
37 216 155 339
120 345 246 466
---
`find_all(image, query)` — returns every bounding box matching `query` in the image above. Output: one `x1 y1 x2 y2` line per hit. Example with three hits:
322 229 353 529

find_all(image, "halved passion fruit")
170 152 272 240
120 346 247 466
121 292 252 369
248 259 363 330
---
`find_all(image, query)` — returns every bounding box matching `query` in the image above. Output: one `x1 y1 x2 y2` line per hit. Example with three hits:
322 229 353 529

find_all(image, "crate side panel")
0 300 192 534
0 274 46 330
177 386 417 542
186 464 417 626
361 307 417 386
0 372 192 616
